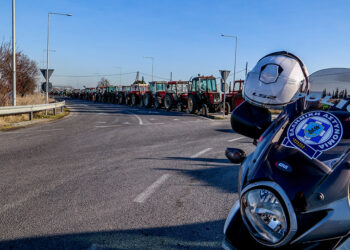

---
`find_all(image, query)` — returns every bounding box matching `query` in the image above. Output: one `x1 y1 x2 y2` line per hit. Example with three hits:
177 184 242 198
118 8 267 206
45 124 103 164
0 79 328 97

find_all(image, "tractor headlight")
241 188 288 245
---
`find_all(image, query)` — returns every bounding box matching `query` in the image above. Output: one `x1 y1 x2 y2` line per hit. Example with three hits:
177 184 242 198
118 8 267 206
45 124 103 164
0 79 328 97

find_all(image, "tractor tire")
118 94 124 105
139 96 144 107
131 94 137 106
232 93 244 109
201 104 209 117
177 103 182 112
164 94 173 111
223 102 231 115
144 93 152 108
154 97 160 109
187 95 197 114
126 96 131 105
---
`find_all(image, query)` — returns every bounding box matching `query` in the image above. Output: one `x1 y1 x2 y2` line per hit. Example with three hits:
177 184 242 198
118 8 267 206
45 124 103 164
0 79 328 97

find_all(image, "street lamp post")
221 34 238 89
12 0 16 106
143 56 154 81
46 12 72 104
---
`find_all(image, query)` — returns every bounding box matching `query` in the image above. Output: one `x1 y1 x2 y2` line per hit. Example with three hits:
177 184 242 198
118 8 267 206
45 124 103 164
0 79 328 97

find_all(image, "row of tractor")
68 75 245 116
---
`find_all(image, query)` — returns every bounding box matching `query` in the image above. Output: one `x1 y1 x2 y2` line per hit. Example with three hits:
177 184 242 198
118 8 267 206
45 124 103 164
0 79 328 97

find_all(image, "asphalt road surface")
0 99 255 250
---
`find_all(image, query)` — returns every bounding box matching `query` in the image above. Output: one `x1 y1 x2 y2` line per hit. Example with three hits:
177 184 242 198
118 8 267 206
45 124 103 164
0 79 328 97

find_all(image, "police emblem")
282 111 343 159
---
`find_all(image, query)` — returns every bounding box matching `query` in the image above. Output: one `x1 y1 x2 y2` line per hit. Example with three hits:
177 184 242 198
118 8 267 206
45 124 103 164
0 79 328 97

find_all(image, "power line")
54 72 137 78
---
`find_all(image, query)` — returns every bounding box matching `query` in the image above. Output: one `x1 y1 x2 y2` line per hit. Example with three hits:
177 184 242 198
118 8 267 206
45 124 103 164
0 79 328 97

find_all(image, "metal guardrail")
0 101 65 119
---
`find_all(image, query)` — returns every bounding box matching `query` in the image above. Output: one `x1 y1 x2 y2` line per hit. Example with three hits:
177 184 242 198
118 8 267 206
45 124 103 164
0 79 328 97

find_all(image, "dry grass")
0 94 56 126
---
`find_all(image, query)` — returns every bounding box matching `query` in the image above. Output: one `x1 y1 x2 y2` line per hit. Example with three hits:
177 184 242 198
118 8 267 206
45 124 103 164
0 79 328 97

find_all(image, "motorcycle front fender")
224 200 240 235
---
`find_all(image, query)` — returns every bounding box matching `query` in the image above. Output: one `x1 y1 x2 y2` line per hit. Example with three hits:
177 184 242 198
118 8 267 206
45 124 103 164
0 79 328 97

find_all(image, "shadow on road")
215 129 233 134
0 220 225 250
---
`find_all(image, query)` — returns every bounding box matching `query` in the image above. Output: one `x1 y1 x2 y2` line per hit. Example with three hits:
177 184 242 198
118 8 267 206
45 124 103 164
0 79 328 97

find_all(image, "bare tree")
0 42 39 104
97 77 111 88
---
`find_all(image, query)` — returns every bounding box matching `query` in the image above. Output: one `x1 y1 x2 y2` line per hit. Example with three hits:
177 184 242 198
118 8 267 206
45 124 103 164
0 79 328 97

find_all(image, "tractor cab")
117 86 131 104
129 80 149 106
223 79 245 114
187 75 221 116
164 81 189 111
143 81 167 108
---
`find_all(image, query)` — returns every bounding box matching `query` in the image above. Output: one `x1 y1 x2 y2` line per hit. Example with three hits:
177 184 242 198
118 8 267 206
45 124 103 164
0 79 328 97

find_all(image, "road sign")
40 69 54 80
41 82 53 92
220 70 231 81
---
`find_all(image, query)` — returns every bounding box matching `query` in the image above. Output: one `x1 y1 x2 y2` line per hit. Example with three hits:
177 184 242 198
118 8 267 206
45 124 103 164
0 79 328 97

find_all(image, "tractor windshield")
200 79 207 91
156 83 165 91
208 78 217 92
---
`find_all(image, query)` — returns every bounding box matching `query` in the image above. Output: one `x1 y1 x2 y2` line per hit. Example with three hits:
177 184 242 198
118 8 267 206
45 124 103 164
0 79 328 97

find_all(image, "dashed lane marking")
228 137 245 142
190 148 212 158
133 174 171 203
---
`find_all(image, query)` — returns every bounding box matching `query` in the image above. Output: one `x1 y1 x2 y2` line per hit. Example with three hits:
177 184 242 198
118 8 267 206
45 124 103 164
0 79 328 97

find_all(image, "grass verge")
0 108 70 131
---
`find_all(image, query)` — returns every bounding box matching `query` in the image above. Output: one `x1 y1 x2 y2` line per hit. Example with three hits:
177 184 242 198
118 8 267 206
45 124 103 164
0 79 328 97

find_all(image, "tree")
97 77 111 88
0 42 39 103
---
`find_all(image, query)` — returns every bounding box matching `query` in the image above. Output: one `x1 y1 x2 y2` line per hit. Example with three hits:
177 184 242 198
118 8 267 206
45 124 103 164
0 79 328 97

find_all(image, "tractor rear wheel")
187 95 197 114
144 93 151 108
201 104 209 117
164 94 173 110
131 94 137 106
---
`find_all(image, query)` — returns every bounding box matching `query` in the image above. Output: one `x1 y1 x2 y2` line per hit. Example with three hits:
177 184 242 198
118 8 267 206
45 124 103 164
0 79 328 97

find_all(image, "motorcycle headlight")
241 188 288 245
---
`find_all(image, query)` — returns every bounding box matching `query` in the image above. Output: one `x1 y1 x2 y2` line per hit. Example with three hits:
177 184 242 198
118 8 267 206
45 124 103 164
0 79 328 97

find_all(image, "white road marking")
143 123 164 126
125 111 143 125
95 125 121 128
228 137 245 142
150 118 156 121
134 174 170 203
191 148 212 158
123 122 130 125
173 118 179 121
96 121 107 124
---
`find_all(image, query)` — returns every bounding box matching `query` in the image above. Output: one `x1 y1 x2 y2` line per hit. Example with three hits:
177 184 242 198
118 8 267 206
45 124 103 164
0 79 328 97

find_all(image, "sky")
1 0 350 89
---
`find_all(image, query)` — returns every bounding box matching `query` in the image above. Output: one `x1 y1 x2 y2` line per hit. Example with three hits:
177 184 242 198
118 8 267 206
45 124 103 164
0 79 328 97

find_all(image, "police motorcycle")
223 51 350 249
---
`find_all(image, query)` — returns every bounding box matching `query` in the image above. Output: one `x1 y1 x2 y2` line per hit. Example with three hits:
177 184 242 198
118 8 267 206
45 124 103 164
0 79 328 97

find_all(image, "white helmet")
243 51 309 108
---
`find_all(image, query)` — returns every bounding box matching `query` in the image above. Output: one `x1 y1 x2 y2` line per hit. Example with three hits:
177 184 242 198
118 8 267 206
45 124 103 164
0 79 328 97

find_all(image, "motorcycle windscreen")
303 68 350 166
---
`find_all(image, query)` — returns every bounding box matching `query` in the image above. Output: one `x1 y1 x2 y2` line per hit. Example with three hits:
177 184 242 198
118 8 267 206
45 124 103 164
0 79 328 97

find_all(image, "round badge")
282 111 343 159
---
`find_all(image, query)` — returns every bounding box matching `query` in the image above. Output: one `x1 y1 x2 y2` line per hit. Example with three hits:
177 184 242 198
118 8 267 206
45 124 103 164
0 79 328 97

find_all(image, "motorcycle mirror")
225 148 246 164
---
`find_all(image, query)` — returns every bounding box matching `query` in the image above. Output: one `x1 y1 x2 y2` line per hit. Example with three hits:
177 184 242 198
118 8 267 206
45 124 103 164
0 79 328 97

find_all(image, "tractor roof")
193 75 216 79
167 81 189 84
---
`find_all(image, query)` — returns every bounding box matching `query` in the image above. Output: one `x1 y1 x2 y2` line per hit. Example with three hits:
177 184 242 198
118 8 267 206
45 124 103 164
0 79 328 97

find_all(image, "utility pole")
170 72 172 81
143 56 154 81
245 62 248 79
12 0 16 106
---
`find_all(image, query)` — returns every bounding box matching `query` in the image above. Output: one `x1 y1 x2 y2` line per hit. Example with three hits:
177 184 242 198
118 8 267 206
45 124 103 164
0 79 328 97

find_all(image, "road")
0 99 254 250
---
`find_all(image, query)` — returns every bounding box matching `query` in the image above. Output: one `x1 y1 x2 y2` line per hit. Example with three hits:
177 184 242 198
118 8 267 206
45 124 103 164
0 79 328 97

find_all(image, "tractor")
127 80 149 106
142 81 167 108
187 75 221 116
117 86 131 105
223 80 245 115
164 81 189 111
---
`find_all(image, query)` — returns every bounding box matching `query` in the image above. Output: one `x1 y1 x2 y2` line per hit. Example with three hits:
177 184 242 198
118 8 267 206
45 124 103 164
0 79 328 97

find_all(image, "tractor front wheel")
201 104 209 117
164 94 173 110
187 95 197 114
131 94 137 106
144 93 151 108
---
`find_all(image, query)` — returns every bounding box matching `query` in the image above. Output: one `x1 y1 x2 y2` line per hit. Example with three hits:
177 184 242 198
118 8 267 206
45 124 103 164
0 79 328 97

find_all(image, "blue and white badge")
282 111 343 159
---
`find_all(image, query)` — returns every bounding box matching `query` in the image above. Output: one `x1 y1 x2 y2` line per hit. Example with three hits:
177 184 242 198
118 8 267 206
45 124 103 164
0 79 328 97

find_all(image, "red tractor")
128 81 149 106
142 81 167 108
223 80 245 115
117 86 131 105
164 81 189 111
187 75 221 117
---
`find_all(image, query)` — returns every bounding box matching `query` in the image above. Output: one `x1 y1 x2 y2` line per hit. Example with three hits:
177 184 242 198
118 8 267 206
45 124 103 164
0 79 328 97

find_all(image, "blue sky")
1 0 350 88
